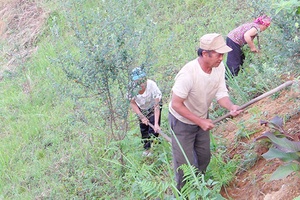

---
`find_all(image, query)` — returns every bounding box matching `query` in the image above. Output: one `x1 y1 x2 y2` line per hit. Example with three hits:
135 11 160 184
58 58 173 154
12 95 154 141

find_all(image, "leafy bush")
179 164 224 200
54 0 157 143
207 151 239 186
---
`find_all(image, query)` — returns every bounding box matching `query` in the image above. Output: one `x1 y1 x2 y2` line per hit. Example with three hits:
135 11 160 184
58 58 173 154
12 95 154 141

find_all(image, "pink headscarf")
254 15 271 27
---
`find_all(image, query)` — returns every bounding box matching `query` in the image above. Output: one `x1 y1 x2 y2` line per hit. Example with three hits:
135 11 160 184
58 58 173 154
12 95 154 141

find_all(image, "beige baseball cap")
200 33 232 53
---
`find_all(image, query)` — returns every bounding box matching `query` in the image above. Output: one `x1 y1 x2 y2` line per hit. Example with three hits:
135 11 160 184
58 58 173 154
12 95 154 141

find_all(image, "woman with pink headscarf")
226 15 271 77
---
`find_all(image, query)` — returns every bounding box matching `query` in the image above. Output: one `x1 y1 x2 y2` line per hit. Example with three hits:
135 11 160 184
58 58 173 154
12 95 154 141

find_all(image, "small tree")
55 0 156 165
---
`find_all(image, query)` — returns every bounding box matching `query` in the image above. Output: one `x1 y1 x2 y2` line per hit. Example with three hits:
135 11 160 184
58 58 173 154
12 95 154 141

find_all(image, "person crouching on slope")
129 67 163 156
226 15 271 77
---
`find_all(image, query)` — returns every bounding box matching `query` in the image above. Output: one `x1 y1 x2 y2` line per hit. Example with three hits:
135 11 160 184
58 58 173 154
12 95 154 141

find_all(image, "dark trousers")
168 112 211 191
226 37 245 77
139 104 162 150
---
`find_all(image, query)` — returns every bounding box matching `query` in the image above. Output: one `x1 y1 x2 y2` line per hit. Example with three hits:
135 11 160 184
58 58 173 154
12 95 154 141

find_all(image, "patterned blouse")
228 22 260 46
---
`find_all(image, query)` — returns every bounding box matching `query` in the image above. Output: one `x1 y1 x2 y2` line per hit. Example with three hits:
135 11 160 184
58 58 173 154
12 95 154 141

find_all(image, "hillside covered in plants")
0 0 299 199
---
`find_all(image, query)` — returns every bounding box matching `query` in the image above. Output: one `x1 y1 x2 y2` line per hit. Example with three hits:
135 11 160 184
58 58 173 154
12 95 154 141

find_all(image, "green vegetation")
255 115 300 181
0 0 299 199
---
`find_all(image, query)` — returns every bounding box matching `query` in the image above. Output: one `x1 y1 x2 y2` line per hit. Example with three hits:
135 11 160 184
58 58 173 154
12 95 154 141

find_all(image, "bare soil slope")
217 87 300 200
0 0 46 77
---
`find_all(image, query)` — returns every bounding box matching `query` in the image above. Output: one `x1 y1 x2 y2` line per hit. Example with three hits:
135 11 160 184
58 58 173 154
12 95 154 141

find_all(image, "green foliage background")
0 0 298 199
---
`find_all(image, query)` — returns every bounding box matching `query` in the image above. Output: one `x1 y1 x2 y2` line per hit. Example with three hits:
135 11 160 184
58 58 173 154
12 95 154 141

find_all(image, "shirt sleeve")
172 70 193 99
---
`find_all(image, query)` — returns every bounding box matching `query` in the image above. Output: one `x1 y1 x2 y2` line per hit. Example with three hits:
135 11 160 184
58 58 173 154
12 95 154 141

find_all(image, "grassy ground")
0 0 298 199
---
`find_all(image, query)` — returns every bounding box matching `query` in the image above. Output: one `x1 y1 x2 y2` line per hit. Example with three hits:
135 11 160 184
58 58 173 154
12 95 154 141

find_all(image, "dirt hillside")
217 87 300 200
0 0 46 77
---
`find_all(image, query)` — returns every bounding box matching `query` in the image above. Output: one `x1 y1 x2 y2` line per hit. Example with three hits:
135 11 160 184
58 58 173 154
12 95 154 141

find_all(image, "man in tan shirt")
169 33 242 191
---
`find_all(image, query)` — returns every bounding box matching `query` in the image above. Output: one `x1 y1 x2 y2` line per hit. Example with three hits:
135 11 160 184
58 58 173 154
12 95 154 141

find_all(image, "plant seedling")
255 116 300 180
